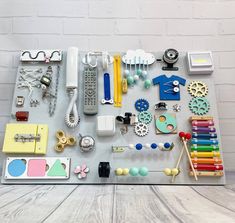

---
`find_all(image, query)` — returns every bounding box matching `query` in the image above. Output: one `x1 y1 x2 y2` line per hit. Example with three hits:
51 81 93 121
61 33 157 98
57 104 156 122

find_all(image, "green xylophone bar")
191 145 219 152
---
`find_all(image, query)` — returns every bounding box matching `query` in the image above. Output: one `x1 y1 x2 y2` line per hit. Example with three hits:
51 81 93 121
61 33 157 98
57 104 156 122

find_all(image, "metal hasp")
101 73 113 105
14 134 41 143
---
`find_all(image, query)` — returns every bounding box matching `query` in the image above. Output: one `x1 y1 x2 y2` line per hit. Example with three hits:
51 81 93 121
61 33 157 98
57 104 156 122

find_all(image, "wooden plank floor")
0 183 234 223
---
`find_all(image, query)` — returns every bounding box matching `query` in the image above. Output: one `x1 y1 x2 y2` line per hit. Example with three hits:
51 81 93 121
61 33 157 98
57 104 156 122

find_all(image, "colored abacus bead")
164 142 171 149
171 168 179 176
158 143 164 150
129 167 139 176
122 168 129 175
164 168 172 176
151 143 158 149
128 144 135 149
135 143 143 150
145 143 151 149
139 167 148 176
115 168 123 176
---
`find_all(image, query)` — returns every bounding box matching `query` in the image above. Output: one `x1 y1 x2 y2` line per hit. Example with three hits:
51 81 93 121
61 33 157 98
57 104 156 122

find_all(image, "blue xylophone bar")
192 133 217 139
191 139 219 145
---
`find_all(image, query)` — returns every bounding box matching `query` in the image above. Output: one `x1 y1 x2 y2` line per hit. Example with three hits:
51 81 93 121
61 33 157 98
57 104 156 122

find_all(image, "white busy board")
1 51 226 185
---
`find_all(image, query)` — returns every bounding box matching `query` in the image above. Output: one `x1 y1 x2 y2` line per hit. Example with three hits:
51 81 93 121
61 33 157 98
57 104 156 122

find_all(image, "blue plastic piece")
135 143 143 150
164 142 171 149
8 159 26 177
103 73 112 103
151 143 158 149
135 99 149 112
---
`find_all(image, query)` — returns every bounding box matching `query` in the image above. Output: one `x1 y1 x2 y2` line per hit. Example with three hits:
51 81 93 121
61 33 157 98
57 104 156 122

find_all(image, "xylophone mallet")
171 132 186 183
179 132 198 181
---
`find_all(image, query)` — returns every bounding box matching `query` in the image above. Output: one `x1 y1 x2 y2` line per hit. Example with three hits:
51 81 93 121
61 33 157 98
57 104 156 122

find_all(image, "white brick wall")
0 0 235 171
13 18 63 34
89 0 138 18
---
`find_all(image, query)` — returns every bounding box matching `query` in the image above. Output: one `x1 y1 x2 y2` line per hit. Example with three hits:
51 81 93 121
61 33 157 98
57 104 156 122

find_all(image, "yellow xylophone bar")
190 116 214 121
191 151 220 158
189 171 223 177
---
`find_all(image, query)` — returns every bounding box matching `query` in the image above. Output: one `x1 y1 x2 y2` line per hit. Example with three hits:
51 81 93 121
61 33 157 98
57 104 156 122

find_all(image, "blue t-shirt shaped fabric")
152 75 186 100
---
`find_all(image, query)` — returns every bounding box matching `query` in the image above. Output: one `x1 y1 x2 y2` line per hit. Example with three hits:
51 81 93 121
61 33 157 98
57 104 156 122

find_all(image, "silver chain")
49 65 60 117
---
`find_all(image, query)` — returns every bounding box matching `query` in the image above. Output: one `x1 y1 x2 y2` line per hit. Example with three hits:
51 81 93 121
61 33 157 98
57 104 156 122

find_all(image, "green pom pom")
137 69 142 76
129 167 139 176
144 79 151 89
139 167 148 176
127 75 134 85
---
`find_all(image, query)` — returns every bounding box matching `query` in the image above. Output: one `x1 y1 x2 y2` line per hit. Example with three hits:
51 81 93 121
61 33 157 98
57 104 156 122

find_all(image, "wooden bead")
139 167 148 176
144 79 151 89
115 168 123 176
122 168 129 175
129 167 139 176
127 75 134 86
134 74 139 81
164 168 172 176
158 143 164 150
171 168 179 176
145 143 151 149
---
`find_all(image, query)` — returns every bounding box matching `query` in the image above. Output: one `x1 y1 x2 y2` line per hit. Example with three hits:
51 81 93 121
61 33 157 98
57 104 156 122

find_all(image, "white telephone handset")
65 47 80 128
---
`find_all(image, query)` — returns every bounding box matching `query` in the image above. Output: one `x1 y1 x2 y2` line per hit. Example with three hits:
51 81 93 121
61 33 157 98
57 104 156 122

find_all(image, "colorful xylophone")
189 116 224 177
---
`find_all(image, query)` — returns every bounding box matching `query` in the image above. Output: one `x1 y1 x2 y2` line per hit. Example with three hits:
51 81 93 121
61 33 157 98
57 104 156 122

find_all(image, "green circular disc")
155 113 177 133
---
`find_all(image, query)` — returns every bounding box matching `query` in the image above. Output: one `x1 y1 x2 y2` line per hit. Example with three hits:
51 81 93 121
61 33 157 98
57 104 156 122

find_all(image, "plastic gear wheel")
189 97 210 115
188 81 208 97
138 111 152 124
134 123 149 137
135 99 149 112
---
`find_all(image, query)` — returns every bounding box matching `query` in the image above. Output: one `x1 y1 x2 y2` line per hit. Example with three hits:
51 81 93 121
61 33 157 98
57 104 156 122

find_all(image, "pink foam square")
27 159 46 177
